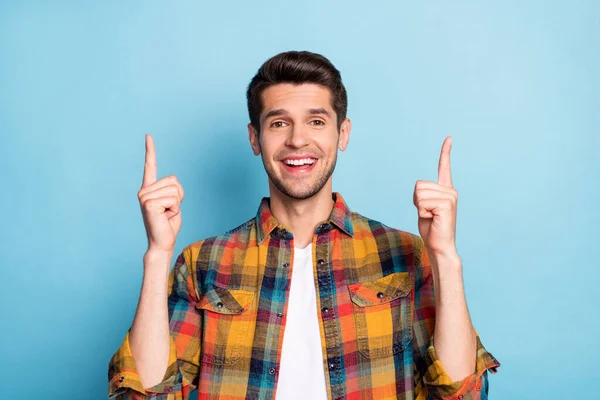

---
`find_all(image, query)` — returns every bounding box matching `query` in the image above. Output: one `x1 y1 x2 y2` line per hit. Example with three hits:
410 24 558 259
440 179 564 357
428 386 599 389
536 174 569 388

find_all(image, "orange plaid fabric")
108 192 500 399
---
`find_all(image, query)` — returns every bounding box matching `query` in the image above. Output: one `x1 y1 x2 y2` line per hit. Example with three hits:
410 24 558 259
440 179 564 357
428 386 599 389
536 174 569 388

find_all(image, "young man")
108 51 500 400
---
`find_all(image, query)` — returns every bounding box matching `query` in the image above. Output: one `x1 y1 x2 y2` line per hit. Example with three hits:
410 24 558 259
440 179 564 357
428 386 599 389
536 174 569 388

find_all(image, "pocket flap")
196 286 255 315
348 272 412 307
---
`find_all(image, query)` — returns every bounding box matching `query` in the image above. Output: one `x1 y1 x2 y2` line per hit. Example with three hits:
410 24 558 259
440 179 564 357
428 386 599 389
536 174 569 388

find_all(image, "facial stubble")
260 142 338 201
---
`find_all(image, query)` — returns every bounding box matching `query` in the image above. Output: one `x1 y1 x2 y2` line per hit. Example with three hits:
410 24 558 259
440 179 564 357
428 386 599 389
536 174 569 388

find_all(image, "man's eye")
310 120 325 126
271 121 287 128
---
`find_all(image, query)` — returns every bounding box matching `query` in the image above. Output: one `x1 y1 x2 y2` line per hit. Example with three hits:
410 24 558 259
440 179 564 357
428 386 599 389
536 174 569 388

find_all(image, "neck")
268 181 335 248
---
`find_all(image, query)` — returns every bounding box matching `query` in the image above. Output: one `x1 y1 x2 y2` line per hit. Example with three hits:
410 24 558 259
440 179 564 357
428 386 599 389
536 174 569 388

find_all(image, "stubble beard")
263 153 338 201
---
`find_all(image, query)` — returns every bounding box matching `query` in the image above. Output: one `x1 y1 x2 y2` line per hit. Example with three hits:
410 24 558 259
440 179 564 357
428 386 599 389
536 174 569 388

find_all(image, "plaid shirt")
108 192 500 400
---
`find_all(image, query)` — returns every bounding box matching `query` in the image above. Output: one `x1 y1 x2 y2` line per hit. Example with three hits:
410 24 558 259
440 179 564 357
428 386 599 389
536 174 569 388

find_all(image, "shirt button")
216 302 223 308
329 362 335 370
317 259 325 265
377 292 384 299
277 313 283 318
458 396 463 399
322 307 329 314
269 368 276 375
118 376 124 382
283 262 290 268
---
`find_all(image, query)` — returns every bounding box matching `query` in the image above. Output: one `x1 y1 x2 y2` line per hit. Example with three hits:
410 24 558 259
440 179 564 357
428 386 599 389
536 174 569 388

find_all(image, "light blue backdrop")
1 1 598 399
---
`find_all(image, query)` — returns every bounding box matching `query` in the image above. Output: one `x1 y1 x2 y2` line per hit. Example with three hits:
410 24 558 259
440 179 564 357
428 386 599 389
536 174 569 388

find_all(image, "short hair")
246 50 348 133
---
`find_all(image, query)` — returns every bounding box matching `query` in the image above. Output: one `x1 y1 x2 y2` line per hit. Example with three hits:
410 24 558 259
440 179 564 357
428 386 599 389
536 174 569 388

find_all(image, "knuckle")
142 198 153 209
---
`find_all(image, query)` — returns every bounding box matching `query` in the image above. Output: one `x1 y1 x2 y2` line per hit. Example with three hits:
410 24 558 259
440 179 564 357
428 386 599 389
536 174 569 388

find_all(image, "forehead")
261 83 333 115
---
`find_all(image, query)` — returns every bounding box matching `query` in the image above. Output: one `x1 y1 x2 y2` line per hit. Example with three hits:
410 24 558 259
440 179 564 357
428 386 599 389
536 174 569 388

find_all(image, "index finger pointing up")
437 136 453 188
142 134 157 188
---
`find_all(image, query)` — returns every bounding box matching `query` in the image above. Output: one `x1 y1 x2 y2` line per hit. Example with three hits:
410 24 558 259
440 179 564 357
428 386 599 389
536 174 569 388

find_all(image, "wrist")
142 249 173 296
144 248 174 269
430 248 461 265
430 250 462 277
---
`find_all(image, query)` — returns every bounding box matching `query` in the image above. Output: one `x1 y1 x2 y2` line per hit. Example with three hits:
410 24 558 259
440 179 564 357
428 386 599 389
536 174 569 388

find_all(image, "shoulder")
179 216 257 265
350 210 430 288
351 210 424 256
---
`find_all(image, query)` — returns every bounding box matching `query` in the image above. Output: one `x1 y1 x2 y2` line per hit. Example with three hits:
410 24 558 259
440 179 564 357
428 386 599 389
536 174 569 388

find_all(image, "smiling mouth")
280 158 318 173
283 157 316 166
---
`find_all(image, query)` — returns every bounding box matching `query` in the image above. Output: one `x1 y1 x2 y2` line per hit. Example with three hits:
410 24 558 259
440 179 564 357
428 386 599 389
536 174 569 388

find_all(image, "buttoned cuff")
108 330 180 398
422 329 500 400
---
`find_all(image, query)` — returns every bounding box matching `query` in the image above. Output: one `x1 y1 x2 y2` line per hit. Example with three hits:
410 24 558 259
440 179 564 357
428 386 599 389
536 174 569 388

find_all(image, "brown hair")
246 50 348 133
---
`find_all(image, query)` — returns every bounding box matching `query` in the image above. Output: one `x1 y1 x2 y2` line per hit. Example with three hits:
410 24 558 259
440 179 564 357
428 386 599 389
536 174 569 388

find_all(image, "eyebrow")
263 107 332 121
307 108 331 118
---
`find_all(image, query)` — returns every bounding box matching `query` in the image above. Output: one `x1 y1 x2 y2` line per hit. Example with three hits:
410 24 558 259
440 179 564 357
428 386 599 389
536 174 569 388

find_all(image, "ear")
248 123 261 155
338 118 352 151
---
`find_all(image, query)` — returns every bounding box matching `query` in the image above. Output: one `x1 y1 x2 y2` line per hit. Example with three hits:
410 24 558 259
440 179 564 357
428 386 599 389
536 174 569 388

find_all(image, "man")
108 51 500 400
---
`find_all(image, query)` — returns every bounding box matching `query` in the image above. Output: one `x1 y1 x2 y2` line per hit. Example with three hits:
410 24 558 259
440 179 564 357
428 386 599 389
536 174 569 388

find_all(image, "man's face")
248 83 351 200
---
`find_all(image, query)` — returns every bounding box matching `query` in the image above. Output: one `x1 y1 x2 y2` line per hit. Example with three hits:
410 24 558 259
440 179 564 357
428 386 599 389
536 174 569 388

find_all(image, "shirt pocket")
196 285 255 365
347 271 413 359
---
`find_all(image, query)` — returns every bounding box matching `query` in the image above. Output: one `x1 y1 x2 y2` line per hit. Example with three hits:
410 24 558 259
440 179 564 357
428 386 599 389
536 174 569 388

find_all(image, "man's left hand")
413 136 459 260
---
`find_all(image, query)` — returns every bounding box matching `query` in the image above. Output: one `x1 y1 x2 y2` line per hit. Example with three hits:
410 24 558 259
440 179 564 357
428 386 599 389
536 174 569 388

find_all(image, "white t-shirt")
275 243 328 400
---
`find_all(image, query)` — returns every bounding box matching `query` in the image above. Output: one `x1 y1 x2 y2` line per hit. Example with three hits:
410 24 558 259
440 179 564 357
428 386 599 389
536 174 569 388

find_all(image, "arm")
430 249 476 382
108 134 200 398
412 137 500 398
412 236 500 400
108 248 202 399
131 249 176 388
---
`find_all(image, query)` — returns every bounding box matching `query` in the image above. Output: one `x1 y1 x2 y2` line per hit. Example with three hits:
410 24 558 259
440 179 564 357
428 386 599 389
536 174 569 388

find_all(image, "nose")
284 124 310 148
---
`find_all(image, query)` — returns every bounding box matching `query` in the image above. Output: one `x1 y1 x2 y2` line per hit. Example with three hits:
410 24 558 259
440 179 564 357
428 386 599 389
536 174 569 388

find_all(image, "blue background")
1 1 598 399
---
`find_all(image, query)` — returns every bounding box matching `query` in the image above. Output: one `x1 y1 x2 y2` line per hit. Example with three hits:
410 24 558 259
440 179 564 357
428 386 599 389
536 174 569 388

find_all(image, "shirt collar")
255 192 354 244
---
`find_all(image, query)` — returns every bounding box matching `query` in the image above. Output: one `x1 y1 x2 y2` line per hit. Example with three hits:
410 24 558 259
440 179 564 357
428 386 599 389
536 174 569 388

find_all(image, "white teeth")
284 158 316 166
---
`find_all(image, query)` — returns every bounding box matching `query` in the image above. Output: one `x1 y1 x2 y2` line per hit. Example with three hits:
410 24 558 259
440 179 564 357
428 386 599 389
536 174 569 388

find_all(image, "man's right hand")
138 134 185 254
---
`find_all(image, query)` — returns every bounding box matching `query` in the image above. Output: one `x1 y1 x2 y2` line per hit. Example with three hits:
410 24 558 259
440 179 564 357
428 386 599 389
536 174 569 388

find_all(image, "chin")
264 159 335 201
287 189 321 200
273 180 324 201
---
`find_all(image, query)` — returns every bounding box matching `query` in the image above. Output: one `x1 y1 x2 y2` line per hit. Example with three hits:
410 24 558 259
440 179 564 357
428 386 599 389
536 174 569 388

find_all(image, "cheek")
321 137 340 157
259 141 279 162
